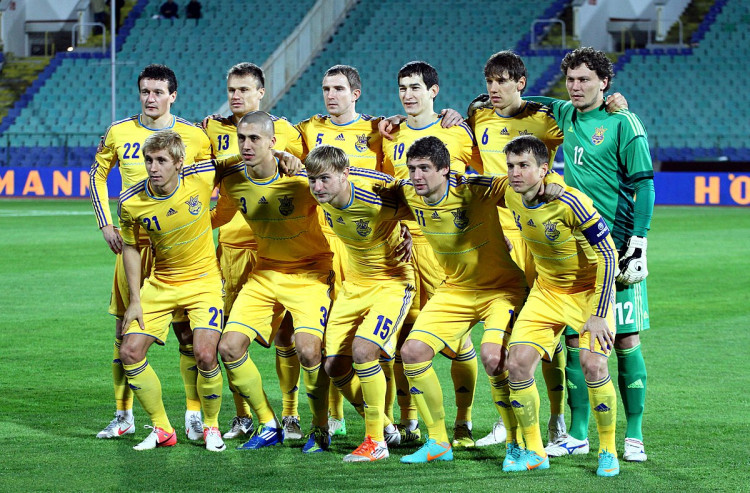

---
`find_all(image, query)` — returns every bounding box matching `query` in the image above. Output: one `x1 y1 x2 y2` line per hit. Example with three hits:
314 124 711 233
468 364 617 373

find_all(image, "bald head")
238 110 274 137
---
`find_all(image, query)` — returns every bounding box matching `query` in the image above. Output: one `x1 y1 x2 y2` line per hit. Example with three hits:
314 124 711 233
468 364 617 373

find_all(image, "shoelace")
189 415 203 434
353 438 376 455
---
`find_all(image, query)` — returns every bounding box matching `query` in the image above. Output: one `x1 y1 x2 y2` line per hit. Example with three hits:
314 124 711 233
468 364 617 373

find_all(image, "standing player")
205 62 305 441
527 47 654 462
466 51 567 449
213 111 334 454
90 64 212 441
501 135 619 476
381 61 480 448
118 130 225 452
306 145 415 462
389 137 560 464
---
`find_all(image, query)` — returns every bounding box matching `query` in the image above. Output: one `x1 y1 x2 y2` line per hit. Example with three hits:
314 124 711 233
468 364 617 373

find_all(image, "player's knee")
480 345 506 375
193 345 218 369
352 341 379 365
400 340 432 364
579 353 608 381
118 341 143 366
296 345 322 368
506 350 533 382
218 338 243 363
614 332 639 350
323 356 350 378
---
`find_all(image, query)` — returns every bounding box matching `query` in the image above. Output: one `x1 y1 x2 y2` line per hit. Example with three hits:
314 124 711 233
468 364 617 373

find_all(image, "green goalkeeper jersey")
526 97 654 249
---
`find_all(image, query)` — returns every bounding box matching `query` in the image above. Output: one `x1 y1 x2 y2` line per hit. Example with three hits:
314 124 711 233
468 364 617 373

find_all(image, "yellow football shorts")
405 239 444 324
217 243 258 315
509 280 616 361
325 275 416 359
224 262 334 347
507 235 537 288
408 285 526 358
123 274 224 344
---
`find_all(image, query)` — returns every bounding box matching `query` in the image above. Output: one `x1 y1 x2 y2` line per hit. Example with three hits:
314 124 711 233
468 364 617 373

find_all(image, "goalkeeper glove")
616 236 648 285
466 93 492 118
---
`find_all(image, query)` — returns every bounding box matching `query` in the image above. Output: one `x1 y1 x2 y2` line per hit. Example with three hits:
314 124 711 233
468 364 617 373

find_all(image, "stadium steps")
0 56 50 124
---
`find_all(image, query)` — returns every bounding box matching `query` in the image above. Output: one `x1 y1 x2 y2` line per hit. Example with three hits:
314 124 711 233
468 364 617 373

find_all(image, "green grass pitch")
1 199 748 492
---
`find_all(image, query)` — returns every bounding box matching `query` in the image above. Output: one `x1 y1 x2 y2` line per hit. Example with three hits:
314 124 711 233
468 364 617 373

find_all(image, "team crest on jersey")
278 195 294 216
543 220 560 241
185 195 201 215
591 126 607 145
355 219 372 237
354 134 369 153
451 209 469 229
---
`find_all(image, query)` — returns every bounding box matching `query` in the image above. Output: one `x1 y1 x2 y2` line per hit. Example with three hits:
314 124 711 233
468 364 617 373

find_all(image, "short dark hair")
237 110 274 137
484 51 528 93
406 136 450 171
561 47 614 92
398 61 439 90
227 62 265 89
503 135 549 165
323 65 361 91
137 64 177 94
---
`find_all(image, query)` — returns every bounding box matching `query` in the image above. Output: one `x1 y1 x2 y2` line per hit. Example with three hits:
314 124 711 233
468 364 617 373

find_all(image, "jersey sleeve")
618 112 655 237
570 194 617 318
280 119 304 158
195 128 213 161
294 119 311 161
90 126 117 229
117 199 136 246
523 96 563 120
211 184 238 230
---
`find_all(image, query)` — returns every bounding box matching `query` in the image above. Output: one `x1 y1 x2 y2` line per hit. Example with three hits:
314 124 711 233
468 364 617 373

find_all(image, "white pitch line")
0 210 92 217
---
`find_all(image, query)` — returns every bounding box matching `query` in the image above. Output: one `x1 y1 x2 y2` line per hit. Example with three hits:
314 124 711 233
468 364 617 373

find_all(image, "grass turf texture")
1 200 748 492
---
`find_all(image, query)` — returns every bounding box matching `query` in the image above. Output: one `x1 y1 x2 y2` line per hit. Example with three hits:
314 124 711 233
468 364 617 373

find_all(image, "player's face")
398 74 437 117
485 70 525 112
237 122 275 168
227 75 265 116
139 78 176 120
322 74 360 118
145 148 182 193
407 157 449 202
308 167 349 205
507 151 547 194
566 64 607 113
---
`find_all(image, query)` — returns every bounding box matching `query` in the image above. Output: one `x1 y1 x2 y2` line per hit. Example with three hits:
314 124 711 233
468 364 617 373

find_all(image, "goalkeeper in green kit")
524 47 654 463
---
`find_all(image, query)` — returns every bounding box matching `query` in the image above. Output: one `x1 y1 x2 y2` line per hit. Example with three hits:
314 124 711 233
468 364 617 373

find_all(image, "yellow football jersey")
318 167 413 281
118 160 220 284
91 114 212 230
296 113 384 171
382 116 479 179
468 102 563 240
394 173 525 290
206 114 304 249
502 186 617 318
213 164 331 272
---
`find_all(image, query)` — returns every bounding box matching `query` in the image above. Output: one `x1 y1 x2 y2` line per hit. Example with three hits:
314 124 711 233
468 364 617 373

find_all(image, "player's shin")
123 358 172 432
179 344 201 412
223 352 276 425
509 378 545 456
113 338 133 412
587 375 617 455
615 344 647 440
565 343 590 440
197 365 223 428
394 352 417 425
331 368 365 417
542 342 566 416
403 361 449 444
452 344 478 423
275 344 301 417
302 362 332 428
354 361 387 442
380 357 396 423
489 372 519 445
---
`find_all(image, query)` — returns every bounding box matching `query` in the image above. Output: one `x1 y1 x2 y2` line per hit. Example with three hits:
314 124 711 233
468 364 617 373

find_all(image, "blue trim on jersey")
495 102 529 119
183 161 216 178
174 116 194 126
458 121 474 140
330 114 361 127
353 192 383 207
138 114 176 131
594 238 617 318
352 185 383 203
466 175 493 188
523 200 545 210
145 176 181 200
225 321 270 347
119 180 147 203
111 115 138 127
245 161 280 185
406 116 442 131
89 163 107 226
558 192 594 224
349 166 394 182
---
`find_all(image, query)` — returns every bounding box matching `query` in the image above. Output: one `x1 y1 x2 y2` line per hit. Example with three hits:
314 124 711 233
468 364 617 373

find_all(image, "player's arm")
617 130 654 285
211 185 240 229
281 119 305 159
393 223 413 263
90 128 124 253
117 203 144 331
577 203 618 351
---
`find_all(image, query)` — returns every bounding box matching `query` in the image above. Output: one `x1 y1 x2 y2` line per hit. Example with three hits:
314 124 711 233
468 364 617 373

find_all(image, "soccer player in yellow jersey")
466 51 567 449
387 136 547 464
204 62 305 441
212 111 334 453
380 61 482 447
118 130 225 452
90 64 212 441
305 145 415 462
501 135 619 477
295 65 386 437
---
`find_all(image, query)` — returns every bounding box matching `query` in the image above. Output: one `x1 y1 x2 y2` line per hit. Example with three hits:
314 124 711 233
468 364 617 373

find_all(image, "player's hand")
394 224 413 263
604 93 628 112
274 150 303 176
101 224 124 254
122 301 145 334
504 235 513 252
581 315 614 352
378 115 406 141
201 113 222 129
96 135 105 153
538 183 564 202
466 93 491 119
616 236 648 284
438 108 463 128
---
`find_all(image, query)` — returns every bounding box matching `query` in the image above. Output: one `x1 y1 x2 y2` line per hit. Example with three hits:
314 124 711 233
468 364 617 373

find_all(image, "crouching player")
118 130 226 452
502 136 619 476
306 145 416 462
